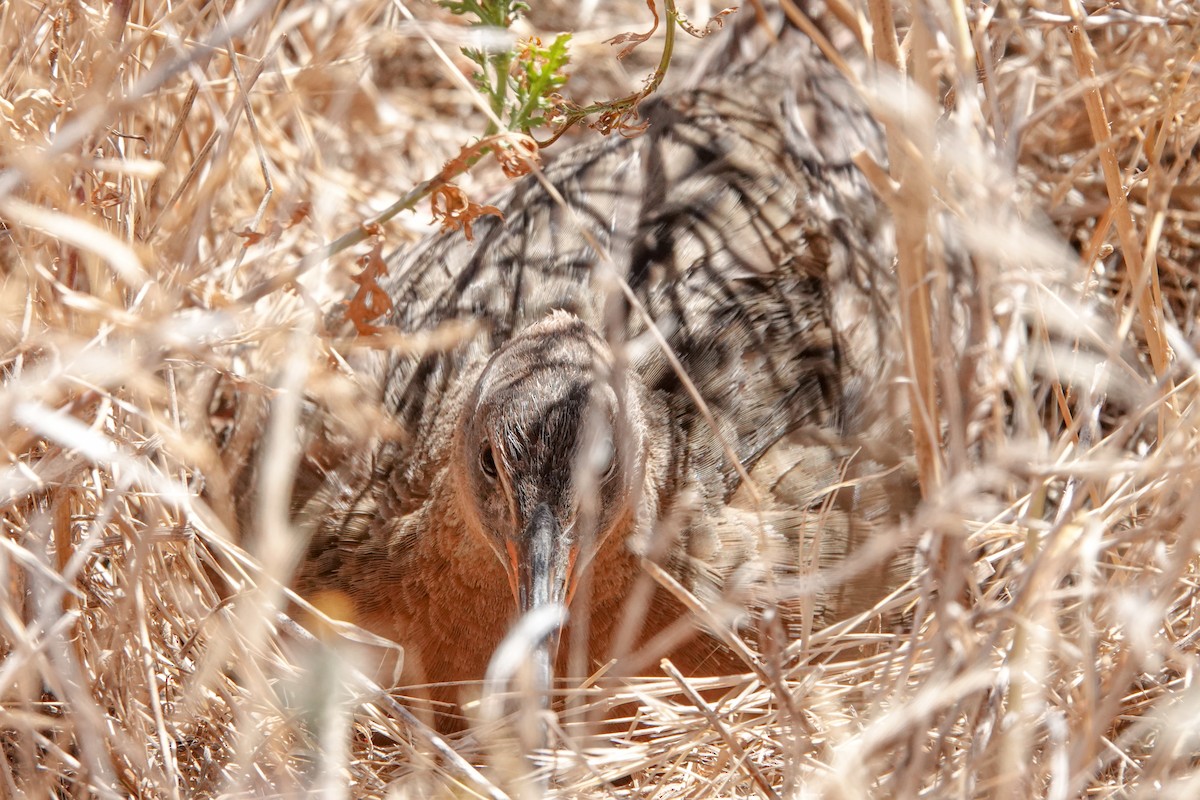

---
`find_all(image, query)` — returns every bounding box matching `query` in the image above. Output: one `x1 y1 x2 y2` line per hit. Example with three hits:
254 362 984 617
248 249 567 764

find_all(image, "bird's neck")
388 506 511 698
404 462 652 684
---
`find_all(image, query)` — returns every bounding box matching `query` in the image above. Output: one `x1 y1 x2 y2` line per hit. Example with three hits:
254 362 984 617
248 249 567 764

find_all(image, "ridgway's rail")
292 28 917 729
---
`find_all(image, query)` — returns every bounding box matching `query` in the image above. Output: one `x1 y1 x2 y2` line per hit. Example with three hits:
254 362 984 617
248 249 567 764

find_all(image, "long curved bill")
512 502 576 702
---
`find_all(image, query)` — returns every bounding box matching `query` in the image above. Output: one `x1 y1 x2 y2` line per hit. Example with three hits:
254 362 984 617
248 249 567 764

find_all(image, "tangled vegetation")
2 0 1199 796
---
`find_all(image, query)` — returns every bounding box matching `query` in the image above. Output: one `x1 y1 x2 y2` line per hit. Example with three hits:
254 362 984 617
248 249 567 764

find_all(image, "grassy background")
2 0 1199 796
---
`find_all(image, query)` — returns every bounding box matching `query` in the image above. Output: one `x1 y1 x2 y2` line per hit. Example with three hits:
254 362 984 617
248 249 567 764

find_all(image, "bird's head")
456 310 645 624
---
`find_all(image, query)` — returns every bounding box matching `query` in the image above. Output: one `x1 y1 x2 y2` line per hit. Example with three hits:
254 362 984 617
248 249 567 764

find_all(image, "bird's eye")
480 445 499 481
596 437 617 481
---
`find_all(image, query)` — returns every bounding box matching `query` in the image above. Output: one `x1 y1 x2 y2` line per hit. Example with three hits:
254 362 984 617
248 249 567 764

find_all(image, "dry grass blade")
1061 0 1172 385
660 658 781 800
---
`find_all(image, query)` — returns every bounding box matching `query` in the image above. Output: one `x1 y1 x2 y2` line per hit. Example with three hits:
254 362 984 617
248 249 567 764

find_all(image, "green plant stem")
484 50 513 136
537 0 678 147
239 1 679 304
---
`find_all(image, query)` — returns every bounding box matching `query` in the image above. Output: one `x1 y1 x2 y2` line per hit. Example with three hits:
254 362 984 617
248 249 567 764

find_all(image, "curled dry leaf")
90 186 124 209
286 201 312 228
607 0 661 59
430 184 503 241
345 233 394 337
592 105 651 137
236 228 267 247
676 6 738 38
236 204 309 250
436 133 542 184
492 132 541 178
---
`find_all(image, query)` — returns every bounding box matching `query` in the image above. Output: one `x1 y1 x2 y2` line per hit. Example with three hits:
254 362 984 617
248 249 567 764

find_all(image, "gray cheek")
582 481 624 530
480 486 509 521
466 473 504 532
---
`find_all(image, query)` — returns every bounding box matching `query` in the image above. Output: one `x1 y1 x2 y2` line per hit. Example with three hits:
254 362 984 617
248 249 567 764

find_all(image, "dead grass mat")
2 0 1199 796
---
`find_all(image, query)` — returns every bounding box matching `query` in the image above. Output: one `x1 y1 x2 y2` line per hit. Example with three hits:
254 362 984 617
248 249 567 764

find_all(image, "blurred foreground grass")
2 0 1200 796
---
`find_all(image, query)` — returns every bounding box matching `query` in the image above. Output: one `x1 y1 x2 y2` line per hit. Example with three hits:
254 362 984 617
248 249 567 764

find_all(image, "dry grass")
3 0 1200 797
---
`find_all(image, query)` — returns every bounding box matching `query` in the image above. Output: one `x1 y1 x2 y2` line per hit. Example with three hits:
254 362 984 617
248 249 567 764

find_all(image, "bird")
291 20 917 730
